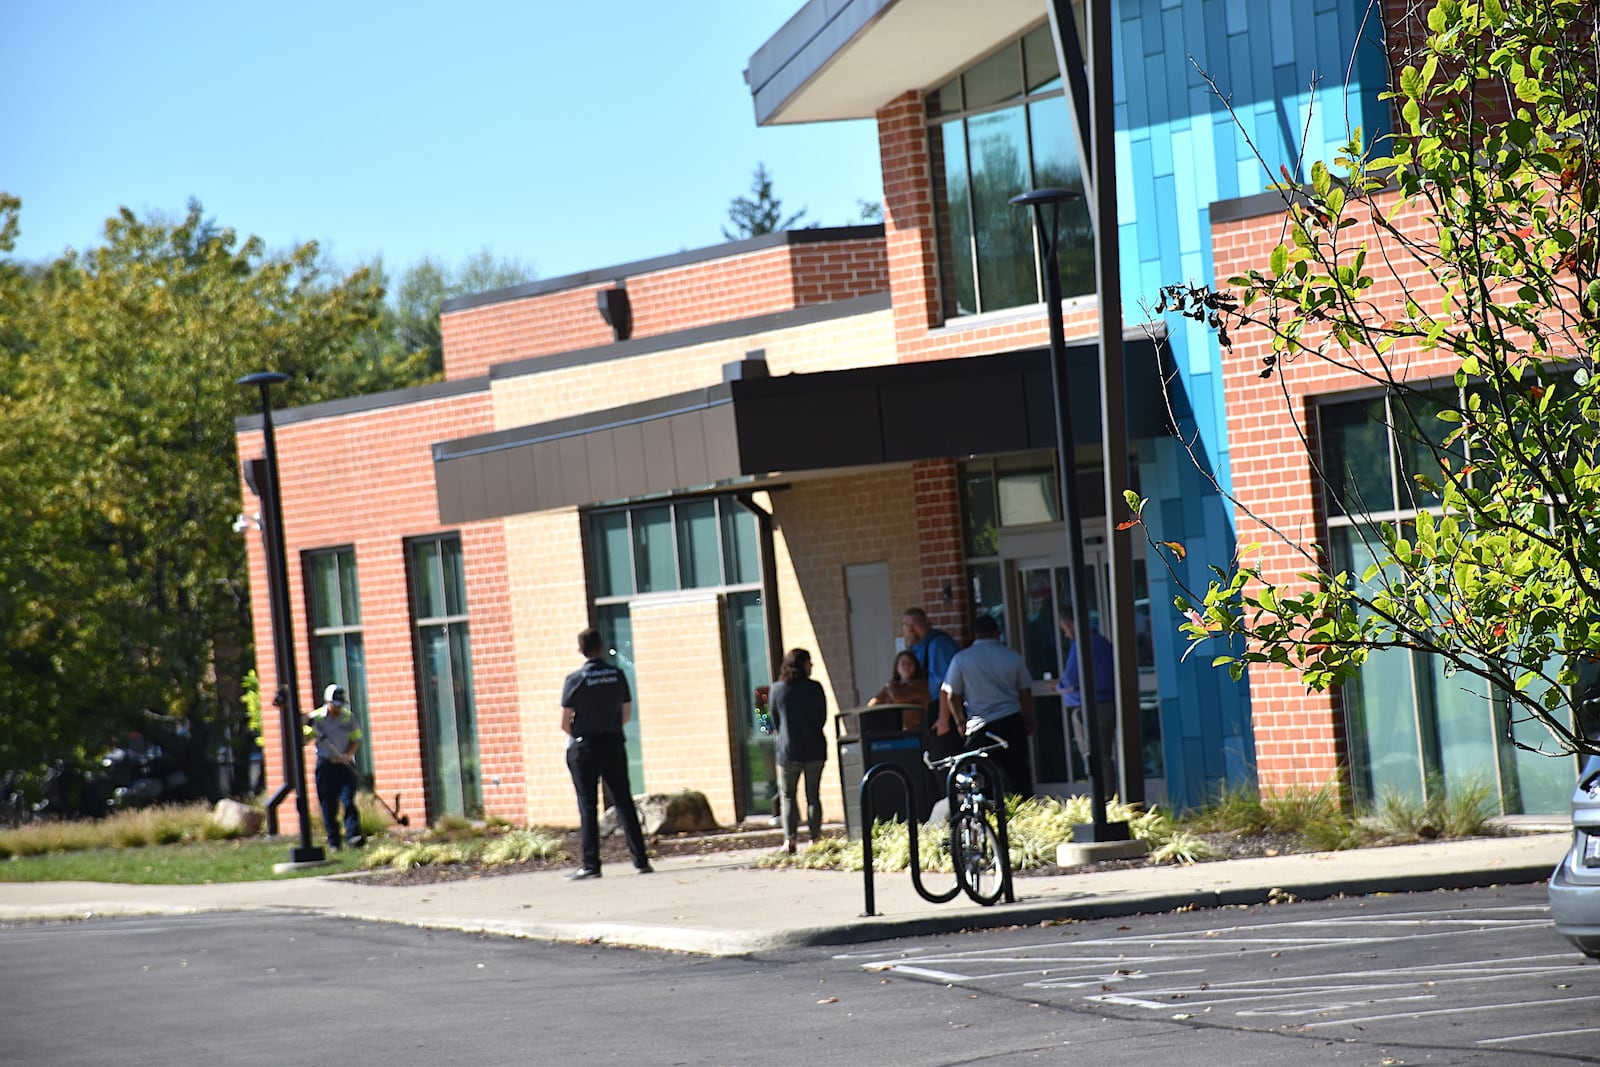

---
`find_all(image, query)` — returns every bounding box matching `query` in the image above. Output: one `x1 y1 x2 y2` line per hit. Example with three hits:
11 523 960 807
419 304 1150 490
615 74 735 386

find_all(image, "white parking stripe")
880 964 971 982
1298 994 1600 1029
1479 1026 1600 1044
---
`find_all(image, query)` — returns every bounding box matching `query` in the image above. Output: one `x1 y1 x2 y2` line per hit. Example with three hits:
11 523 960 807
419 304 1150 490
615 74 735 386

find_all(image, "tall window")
587 496 768 811
1320 389 1572 814
305 547 371 777
408 534 482 820
927 23 1094 319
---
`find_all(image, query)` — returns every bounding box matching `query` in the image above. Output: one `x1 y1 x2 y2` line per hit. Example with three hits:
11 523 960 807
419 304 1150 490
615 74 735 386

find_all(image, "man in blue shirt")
903 606 960 761
1057 609 1116 777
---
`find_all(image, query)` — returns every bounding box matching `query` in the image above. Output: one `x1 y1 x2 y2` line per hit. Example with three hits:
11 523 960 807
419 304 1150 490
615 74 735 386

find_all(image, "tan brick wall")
490 307 896 427
502 507 591 827
240 390 525 836
631 595 738 824
765 469 927 821
440 237 889 381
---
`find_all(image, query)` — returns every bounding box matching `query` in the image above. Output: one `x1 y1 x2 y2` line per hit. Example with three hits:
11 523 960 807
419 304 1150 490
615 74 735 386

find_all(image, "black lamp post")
238 371 324 865
1009 188 1129 844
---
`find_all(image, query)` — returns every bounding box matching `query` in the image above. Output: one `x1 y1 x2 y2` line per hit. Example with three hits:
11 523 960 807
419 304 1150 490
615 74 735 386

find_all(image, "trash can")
836 704 931 839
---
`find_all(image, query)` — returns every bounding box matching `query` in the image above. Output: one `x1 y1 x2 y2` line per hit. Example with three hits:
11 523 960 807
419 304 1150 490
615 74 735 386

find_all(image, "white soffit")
748 0 1051 126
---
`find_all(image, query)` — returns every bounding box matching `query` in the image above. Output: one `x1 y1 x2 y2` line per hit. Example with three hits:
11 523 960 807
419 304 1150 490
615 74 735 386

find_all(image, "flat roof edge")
441 225 885 314
746 0 896 126
234 375 489 432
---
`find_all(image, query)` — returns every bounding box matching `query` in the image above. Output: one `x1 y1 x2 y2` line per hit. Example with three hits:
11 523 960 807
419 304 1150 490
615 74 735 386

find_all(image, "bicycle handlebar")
923 730 1009 770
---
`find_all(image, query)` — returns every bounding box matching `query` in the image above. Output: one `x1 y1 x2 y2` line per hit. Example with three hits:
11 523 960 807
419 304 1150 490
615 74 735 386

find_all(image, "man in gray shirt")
938 614 1035 798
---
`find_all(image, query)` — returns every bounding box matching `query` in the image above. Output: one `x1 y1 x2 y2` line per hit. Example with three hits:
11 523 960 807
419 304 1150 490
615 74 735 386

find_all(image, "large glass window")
408 534 482 821
305 547 370 778
586 495 770 816
1321 390 1572 813
926 23 1094 319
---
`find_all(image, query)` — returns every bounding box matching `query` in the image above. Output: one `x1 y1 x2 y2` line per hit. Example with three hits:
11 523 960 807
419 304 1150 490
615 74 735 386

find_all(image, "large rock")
211 798 264 836
599 791 719 836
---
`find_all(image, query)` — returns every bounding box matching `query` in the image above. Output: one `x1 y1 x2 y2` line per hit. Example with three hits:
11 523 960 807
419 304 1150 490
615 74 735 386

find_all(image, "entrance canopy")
431 339 1166 524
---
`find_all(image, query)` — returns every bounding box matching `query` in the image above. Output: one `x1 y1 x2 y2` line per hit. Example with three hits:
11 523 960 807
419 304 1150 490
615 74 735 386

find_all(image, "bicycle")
925 731 1013 906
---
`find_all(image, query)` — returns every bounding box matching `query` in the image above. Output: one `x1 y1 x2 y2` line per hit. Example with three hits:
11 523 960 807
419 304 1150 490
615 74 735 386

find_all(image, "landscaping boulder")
600 791 718 836
211 798 264 836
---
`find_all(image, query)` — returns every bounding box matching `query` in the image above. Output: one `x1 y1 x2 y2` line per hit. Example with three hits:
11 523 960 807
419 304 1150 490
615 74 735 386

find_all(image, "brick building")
237 0 1572 835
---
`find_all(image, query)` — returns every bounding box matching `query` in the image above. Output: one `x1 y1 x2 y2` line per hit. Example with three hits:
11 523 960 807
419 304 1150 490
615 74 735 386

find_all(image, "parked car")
1549 754 1600 957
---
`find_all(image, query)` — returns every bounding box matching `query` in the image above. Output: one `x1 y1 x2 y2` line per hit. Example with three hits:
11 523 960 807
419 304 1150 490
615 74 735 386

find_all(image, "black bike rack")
859 763 959 915
857 757 1016 915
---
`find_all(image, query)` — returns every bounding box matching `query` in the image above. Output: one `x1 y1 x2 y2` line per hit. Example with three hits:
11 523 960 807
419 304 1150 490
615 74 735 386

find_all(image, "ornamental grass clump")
364 839 472 871
0 801 245 860
1181 780 1370 852
478 828 565 865
1372 779 1497 843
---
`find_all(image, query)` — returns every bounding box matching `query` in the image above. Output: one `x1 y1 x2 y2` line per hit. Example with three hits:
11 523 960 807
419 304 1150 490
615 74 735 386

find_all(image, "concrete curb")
0 834 1567 958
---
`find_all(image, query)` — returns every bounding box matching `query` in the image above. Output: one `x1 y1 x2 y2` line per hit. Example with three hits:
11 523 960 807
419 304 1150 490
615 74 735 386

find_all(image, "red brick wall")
439 237 889 381
913 459 969 640
1213 190 1457 795
240 390 525 835
876 90 1106 367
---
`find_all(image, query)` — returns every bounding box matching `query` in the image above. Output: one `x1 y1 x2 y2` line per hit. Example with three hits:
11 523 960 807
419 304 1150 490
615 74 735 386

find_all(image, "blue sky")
2 1 883 284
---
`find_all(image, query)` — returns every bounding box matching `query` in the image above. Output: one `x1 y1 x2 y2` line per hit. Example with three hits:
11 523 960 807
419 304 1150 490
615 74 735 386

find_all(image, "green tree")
855 198 885 224
723 162 810 239
0 198 394 782
1138 1 1600 758
379 250 535 377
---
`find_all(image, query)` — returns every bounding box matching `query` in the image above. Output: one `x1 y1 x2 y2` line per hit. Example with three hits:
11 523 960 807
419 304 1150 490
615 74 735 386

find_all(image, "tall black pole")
239 371 323 864
1010 190 1128 843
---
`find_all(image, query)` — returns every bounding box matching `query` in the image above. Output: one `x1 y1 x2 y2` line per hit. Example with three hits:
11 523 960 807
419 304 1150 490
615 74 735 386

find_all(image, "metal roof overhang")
431 337 1165 524
745 0 1051 126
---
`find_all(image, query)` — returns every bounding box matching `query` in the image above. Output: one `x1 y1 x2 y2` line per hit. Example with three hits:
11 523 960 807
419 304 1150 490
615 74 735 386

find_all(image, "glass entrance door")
1010 543 1164 803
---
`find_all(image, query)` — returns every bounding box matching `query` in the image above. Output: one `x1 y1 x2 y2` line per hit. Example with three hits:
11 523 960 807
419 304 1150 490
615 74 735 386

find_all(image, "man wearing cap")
306 684 364 850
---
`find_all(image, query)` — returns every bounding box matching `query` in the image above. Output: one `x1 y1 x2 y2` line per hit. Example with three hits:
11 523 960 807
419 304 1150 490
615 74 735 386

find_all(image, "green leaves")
1149 3 1600 758
0 199 393 775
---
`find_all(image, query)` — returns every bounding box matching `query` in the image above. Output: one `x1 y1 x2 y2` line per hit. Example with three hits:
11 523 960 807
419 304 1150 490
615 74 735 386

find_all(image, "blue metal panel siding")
1225 0 1248 35
1150 122 1175 177
1112 0 1385 806
1130 138 1160 262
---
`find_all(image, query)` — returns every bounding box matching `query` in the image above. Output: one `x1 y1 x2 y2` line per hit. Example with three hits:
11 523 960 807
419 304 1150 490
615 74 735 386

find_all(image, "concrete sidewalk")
0 828 1572 957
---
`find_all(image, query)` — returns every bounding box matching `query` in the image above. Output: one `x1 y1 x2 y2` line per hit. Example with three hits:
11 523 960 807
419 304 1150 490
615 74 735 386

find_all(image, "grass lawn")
0 838 370 884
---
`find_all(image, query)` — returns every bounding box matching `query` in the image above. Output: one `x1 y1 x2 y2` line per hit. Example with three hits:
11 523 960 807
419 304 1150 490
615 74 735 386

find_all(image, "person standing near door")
903 607 960 760
561 628 653 880
1057 608 1117 781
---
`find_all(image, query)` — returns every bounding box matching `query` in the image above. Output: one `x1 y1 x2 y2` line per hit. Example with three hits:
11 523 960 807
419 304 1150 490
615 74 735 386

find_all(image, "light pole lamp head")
236 371 290 389
1008 187 1084 208
1010 187 1086 247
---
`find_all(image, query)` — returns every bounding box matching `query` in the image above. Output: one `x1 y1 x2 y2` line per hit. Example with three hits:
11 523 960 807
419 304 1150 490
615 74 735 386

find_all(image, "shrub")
1373 778 1497 842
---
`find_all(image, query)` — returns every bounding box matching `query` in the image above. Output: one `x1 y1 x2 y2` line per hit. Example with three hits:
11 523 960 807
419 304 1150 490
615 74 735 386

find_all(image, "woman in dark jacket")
769 647 828 854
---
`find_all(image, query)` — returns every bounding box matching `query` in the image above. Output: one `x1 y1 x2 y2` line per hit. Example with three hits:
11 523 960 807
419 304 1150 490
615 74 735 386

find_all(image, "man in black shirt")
561 628 652 880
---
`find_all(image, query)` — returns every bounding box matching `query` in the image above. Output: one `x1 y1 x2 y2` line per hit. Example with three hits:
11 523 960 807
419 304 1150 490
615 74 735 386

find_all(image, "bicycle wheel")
951 807 1005 906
